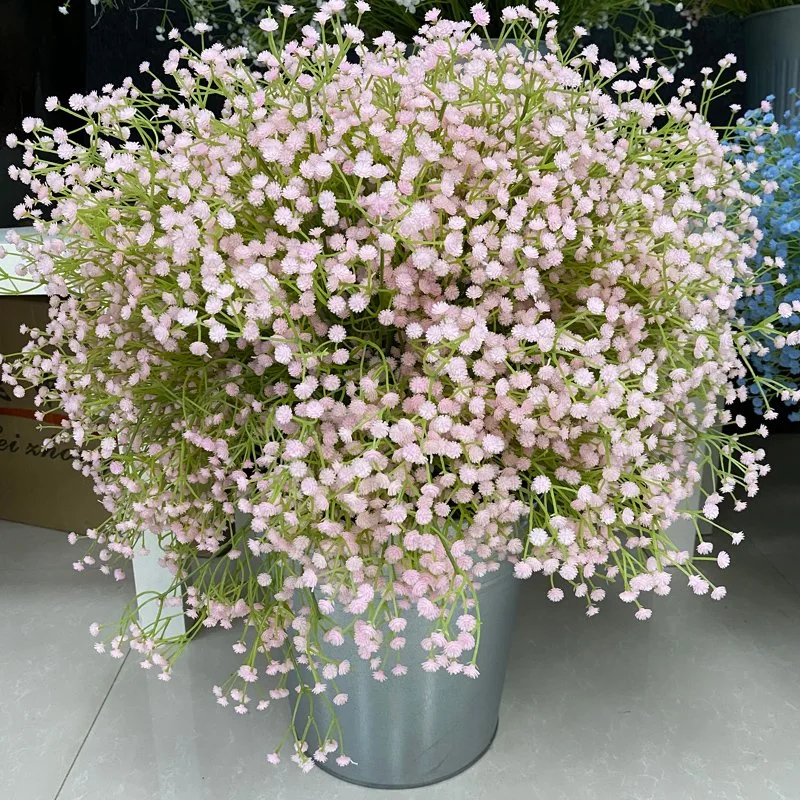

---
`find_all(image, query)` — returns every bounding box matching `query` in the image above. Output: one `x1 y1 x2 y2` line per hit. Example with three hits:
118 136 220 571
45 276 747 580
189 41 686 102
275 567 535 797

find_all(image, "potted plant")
689 1 800 116
0 1 778 787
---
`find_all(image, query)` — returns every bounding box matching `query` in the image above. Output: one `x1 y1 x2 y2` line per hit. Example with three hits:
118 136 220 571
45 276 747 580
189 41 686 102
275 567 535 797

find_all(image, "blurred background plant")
361 0 695 67
71 0 697 68
689 0 800 18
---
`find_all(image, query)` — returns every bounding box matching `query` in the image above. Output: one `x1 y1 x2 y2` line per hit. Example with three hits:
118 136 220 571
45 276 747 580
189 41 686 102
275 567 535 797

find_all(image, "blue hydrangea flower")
730 95 800 420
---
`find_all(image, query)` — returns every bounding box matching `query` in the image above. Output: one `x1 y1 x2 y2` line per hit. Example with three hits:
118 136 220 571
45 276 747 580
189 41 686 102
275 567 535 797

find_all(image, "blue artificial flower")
729 95 800 417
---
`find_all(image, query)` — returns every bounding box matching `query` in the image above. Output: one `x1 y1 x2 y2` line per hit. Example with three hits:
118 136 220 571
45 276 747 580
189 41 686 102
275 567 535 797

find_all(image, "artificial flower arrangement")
728 95 800 419
0 0 778 773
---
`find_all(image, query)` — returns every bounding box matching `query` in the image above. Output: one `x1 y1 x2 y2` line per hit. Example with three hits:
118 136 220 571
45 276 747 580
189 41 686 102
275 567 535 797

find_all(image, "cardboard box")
0 296 105 533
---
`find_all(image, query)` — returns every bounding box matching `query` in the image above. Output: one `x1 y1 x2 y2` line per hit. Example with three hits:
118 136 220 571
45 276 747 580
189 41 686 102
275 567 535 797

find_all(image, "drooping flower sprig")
727 95 800 419
1 2 778 769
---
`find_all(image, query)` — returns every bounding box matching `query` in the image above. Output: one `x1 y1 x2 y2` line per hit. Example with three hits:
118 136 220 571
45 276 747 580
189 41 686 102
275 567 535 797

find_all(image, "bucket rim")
473 558 519 590
746 4 800 22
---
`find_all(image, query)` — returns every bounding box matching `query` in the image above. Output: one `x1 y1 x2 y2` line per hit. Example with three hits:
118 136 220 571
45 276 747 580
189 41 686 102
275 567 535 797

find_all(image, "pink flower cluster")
1 2 772 768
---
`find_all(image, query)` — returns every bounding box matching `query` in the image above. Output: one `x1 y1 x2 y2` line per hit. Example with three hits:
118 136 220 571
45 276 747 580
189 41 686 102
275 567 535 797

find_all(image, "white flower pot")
664 441 719 556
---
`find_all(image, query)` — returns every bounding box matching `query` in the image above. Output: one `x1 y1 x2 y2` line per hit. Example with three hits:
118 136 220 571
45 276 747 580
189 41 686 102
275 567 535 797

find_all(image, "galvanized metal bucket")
744 5 800 118
289 560 521 789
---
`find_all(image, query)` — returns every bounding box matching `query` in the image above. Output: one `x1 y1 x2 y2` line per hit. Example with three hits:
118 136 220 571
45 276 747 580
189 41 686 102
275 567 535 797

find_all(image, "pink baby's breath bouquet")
0 0 776 775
